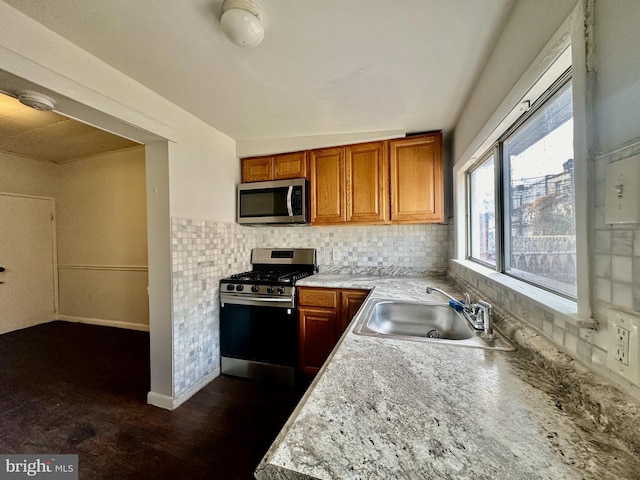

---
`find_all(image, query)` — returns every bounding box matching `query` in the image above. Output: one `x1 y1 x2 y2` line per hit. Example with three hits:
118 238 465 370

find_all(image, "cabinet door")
298 307 339 374
340 289 369 332
390 134 443 223
310 147 346 225
274 151 308 180
346 142 389 224
242 156 273 183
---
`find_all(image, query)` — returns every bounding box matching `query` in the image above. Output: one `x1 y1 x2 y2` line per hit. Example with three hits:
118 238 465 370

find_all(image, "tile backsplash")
450 136 640 399
171 218 253 398
170 219 450 400
255 223 450 275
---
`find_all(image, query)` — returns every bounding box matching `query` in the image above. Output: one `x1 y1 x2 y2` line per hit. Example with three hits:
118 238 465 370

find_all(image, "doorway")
0 193 56 334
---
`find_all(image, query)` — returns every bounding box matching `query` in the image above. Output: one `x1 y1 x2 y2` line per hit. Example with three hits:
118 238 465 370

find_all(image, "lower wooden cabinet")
298 287 369 376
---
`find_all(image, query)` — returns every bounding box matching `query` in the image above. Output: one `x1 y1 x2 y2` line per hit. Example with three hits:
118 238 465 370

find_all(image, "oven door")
220 303 297 368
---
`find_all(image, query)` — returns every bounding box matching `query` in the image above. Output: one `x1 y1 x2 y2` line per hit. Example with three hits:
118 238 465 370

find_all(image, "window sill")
451 259 598 330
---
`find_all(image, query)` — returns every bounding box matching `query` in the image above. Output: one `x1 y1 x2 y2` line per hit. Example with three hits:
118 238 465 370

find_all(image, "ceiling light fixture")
220 0 264 48
16 90 56 111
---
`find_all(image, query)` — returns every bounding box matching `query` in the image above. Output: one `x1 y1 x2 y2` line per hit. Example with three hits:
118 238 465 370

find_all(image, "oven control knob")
236 285 244 292
266 286 274 294
226 284 235 291
277 287 285 295
251 285 259 293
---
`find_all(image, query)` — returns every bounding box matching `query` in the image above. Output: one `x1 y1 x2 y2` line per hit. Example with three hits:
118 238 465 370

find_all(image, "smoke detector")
16 90 56 111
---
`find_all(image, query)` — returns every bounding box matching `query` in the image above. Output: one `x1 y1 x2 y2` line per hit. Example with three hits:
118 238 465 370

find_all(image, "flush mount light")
16 90 56 111
220 0 264 48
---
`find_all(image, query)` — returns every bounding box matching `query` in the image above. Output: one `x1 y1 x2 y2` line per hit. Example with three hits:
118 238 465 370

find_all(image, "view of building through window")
469 155 496 265
504 83 576 297
467 80 576 298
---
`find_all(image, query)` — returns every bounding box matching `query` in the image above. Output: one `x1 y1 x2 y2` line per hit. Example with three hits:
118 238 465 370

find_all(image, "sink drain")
425 329 440 338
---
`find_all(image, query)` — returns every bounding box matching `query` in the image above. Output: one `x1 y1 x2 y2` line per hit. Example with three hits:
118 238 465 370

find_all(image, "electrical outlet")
614 326 630 365
607 310 640 387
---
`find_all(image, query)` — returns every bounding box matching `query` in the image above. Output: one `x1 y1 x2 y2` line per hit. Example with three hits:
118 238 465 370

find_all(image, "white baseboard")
147 391 175 410
147 368 221 410
57 315 150 332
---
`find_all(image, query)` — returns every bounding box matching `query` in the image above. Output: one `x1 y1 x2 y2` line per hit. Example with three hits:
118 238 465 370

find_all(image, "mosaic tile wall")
171 219 451 399
254 223 450 275
171 218 253 398
449 136 640 397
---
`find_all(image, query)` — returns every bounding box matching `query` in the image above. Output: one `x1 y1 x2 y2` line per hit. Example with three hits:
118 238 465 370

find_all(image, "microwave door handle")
286 186 294 216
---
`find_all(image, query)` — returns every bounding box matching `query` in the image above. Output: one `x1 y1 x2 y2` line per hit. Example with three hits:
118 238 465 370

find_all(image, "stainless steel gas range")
219 248 317 385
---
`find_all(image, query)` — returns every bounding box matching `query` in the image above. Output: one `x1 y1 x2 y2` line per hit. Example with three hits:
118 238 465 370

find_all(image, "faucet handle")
463 292 471 306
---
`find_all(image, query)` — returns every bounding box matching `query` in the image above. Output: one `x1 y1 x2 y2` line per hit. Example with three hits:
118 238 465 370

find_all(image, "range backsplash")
254 223 451 275
170 219 451 401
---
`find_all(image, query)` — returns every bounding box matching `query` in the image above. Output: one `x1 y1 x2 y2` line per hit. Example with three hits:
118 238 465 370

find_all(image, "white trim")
147 368 220 410
454 4 593 318
57 264 149 272
451 259 597 329
57 314 150 332
146 391 175 410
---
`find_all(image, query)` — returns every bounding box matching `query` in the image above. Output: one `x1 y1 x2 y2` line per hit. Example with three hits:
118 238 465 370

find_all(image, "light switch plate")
605 155 640 223
607 309 640 387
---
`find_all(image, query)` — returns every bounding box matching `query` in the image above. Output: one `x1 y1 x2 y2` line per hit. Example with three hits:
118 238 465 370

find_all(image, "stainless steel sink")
353 299 515 351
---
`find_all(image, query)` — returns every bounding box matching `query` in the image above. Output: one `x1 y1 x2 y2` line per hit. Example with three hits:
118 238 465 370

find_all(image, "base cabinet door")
298 307 339 375
298 287 368 378
340 289 369 332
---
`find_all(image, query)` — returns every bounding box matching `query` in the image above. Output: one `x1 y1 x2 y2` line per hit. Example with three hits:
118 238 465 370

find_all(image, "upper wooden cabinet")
309 147 346 225
244 133 444 225
241 151 308 183
310 141 388 226
346 142 388 224
390 133 444 223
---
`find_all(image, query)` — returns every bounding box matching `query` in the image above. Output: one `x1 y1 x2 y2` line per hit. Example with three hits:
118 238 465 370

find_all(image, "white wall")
594 0 640 154
454 0 578 161
0 151 58 197
0 147 150 331
452 0 640 398
0 1 238 405
56 147 149 329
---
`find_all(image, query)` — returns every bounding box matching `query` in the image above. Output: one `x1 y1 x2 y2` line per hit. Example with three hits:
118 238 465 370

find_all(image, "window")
467 74 576 298
468 153 496 266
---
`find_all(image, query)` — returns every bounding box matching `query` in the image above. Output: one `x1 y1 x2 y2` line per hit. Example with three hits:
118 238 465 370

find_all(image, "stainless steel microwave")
237 178 309 225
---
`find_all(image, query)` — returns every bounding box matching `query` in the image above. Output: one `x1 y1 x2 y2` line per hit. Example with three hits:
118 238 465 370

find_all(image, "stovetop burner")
229 270 313 284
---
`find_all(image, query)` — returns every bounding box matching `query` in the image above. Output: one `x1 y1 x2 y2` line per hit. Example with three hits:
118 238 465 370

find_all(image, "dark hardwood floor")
0 321 305 479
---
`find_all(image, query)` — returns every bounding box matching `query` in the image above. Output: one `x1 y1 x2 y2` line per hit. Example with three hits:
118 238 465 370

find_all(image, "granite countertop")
255 273 640 480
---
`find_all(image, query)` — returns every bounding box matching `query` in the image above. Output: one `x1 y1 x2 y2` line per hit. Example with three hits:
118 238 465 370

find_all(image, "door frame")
0 191 59 316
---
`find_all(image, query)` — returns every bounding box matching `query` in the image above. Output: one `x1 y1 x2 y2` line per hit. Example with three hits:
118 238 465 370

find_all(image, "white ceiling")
2 0 514 143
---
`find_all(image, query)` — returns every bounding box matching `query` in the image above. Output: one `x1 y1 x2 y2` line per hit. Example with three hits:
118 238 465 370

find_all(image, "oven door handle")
286 186 293 217
220 294 295 308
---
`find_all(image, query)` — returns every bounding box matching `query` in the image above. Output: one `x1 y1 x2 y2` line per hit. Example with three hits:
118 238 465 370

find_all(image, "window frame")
466 147 498 269
465 68 576 300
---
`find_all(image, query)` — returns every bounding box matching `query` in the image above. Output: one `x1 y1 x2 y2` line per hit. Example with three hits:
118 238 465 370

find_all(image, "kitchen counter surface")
255 274 640 480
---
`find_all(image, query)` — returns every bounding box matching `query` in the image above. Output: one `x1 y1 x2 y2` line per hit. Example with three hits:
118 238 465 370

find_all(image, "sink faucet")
476 300 496 339
425 286 460 304
426 286 496 338
425 286 473 315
